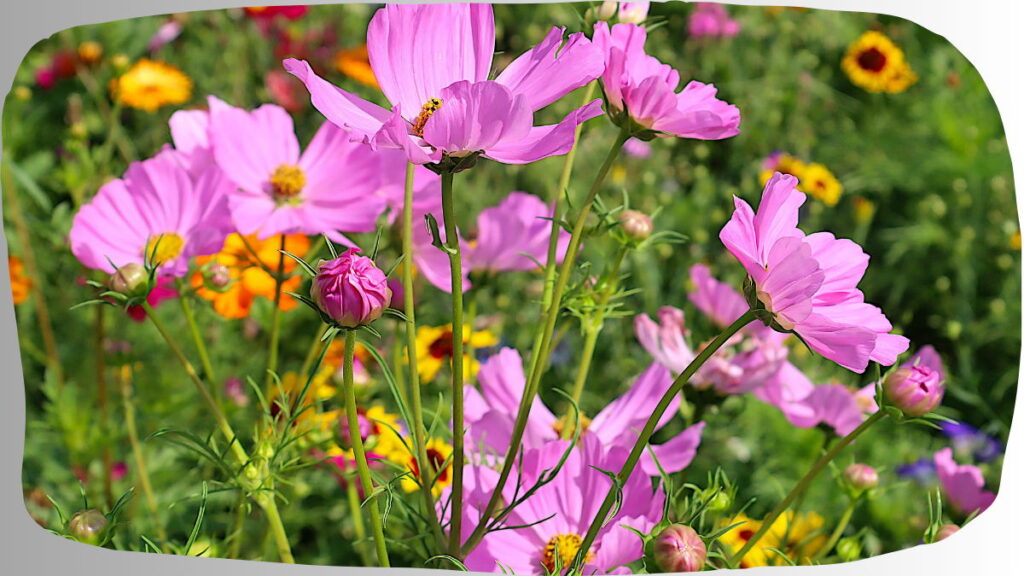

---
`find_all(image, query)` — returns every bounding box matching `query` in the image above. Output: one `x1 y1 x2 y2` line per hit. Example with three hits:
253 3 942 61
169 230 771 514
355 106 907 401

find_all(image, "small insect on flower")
109 59 193 112
842 30 917 94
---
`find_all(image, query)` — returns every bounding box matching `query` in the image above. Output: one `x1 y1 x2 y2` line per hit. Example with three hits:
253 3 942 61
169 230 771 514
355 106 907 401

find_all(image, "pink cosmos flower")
466 348 704 476
688 3 741 38
591 22 740 139
206 96 388 242
454 435 665 575
70 148 232 278
285 3 605 166
720 172 909 373
413 192 571 293
934 447 996 516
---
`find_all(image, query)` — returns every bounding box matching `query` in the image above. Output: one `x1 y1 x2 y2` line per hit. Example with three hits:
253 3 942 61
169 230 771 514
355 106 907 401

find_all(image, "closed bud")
619 209 654 241
207 263 231 289
936 524 959 541
310 249 391 328
844 463 879 491
77 41 104 65
595 2 618 21
836 537 861 562
884 365 944 417
652 524 706 573
705 490 732 513
109 263 150 298
68 509 107 544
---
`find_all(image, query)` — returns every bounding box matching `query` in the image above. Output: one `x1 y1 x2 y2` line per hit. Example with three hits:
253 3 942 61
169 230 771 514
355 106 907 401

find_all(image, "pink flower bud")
207 263 231 288
619 209 654 241
936 524 959 541
884 365 944 417
310 249 391 328
844 463 879 490
652 524 706 572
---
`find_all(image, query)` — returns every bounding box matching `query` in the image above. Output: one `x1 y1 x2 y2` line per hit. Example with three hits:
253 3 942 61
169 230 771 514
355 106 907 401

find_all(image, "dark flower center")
857 47 888 72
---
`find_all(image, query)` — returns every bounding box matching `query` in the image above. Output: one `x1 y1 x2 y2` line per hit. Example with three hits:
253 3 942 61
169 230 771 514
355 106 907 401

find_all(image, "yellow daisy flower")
719 511 828 567
415 324 499 383
842 31 917 94
388 437 453 496
800 163 843 206
110 58 192 112
334 44 379 89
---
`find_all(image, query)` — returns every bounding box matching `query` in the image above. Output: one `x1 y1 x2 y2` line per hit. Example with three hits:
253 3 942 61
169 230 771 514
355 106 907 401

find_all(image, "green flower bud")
68 509 108 545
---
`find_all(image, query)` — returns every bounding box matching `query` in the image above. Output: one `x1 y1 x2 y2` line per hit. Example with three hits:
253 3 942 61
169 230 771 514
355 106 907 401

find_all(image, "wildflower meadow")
3 2 1018 572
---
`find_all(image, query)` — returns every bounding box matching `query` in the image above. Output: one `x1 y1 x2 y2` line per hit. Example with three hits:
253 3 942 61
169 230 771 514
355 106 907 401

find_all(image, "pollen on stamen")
412 98 443 137
270 164 306 201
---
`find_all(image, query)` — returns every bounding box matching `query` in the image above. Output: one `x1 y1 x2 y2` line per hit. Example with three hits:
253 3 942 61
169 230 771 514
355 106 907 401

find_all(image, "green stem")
463 125 630 556
818 499 858 561
298 325 330 383
733 410 887 563
401 163 444 548
117 365 168 551
227 493 247 559
264 235 287 390
142 303 295 564
440 171 466 556
346 476 372 565
177 279 219 396
96 305 113 508
571 310 758 572
567 245 628 413
343 330 390 567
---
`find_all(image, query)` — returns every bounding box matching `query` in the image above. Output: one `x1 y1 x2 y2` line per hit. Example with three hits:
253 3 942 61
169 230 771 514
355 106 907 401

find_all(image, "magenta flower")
455 436 664 575
720 172 909 373
125 276 180 322
206 96 388 242
285 3 605 166
466 348 704 475
934 448 996 516
310 248 392 328
70 149 232 277
592 21 740 139
688 3 741 38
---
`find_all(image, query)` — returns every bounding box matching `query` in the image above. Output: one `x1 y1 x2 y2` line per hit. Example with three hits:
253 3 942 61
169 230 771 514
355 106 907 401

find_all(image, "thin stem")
568 245 628 413
346 476 372 565
401 164 444 548
571 310 759 572
298 325 330 383
733 410 887 563
818 499 858 561
440 171 466 556
177 279 219 396
463 125 630 555
343 330 391 567
95 305 113 508
264 235 287 390
226 492 247 559
117 365 168 551
142 303 295 563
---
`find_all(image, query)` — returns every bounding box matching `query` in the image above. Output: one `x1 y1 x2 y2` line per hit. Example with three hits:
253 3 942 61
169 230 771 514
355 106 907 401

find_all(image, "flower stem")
343 330 390 567
264 234 287 390
95 305 114 508
462 125 630 556
818 498 858 561
401 162 444 547
571 310 759 572
226 492 247 559
117 365 169 551
142 302 295 563
176 279 219 399
346 476 372 565
440 170 467 556
733 410 887 563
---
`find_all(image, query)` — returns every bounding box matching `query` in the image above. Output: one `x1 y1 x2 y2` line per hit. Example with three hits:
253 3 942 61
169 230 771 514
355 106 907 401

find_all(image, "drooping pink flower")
285 3 605 166
454 435 665 575
688 3 741 38
719 172 909 373
592 22 740 140
934 448 996 516
206 96 388 241
310 248 392 328
70 149 232 278
466 348 704 476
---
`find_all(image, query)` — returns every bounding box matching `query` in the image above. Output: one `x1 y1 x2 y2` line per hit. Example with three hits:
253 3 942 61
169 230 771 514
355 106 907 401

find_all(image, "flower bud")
884 365 944 417
310 249 391 328
68 509 107 544
109 263 149 298
207 263 231 289
619 209 654 241
77 41 104 65
936 524 959 541
844 463 879 491
652 524 706 573
704 490 732 513
836 537 861 562
595 2 618 21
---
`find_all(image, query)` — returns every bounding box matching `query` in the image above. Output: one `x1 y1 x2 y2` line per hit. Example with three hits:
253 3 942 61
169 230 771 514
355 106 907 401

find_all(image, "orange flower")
191 233 311 319
9 256 31 305
334 45 378 89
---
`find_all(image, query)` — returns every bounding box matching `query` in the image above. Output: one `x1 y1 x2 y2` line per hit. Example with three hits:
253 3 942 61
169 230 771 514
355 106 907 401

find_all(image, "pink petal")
283 58 390 139
495 27 604 111
484 99 604 165
422 80 533 157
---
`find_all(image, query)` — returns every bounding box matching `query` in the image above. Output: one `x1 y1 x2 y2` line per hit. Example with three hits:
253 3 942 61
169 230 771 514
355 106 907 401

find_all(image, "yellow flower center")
145 233 185 266
270 164 306 200
542 533 592 573
412 98 443 137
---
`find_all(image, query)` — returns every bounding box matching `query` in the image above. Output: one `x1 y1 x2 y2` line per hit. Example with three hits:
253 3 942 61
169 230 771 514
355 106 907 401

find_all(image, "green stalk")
95 305 113 508
462 125 630 555
142 303 295 563
226 493 247 559
817 499 858 561
346 476 372 565
343 330 390 567
570 311 759 572
176 279 219 398
264 235 287 390
298 325 330 384
401 163 444 547
440 171 467 556
733 410 887 563
117 365 168 551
